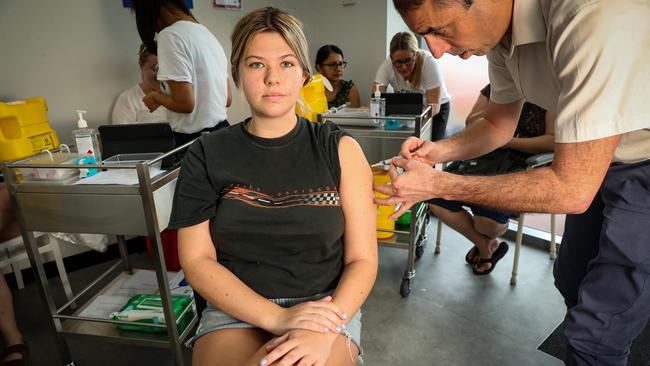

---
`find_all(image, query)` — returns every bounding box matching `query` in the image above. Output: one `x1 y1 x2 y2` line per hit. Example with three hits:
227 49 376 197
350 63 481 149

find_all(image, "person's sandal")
465 246 479 264
1 343 28 366
472 242 509 276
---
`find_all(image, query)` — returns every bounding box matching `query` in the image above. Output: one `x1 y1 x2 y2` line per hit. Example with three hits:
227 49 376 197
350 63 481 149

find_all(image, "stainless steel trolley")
318 106 434 297
3 144 195 366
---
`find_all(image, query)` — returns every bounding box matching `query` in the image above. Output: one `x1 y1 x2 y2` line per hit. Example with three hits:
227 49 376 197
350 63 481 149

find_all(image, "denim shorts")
429 197 511 224
187 291 363 358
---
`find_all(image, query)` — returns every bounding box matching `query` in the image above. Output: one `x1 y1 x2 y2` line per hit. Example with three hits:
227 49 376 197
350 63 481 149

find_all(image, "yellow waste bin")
296 74 328 122
0 97 60 162
373 169 396 239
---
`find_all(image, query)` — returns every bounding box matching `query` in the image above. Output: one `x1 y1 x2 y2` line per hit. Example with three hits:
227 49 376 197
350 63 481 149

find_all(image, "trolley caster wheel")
400 279 412 298
415 243 425 260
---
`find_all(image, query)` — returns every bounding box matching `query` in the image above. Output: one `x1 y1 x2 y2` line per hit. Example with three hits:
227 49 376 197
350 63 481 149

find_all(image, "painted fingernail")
323 327 330 333
335 326 341 333
342 323 347 330
260 359 267 366
342 313 349 320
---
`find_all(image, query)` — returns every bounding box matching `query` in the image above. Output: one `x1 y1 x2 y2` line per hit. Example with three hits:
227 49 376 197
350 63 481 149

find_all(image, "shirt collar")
509 0 547 57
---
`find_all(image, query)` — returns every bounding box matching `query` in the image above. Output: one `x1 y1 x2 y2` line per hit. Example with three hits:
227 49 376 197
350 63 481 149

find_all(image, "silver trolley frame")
318 106 434 297
2 143 196 366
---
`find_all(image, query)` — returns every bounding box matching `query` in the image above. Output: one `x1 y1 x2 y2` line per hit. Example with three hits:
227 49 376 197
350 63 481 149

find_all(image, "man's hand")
267 296 346 336
400 137 442 165
143 91 162 112
261 329 337 366
374 157 440 220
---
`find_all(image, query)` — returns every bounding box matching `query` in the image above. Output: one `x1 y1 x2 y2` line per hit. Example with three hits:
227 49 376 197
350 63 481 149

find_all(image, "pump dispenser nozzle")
76 110 88 128
374 84 382 99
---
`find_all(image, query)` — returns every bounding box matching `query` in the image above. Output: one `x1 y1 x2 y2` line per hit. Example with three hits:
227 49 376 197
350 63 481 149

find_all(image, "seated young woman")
168 7 377 366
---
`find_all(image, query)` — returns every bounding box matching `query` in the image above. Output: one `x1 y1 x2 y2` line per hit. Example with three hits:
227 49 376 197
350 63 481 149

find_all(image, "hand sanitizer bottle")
72 110 102 162
370 84 385 125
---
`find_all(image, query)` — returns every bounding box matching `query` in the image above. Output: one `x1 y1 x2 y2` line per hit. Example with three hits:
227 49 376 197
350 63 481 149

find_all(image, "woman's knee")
193 328 270 366
473 216 507 238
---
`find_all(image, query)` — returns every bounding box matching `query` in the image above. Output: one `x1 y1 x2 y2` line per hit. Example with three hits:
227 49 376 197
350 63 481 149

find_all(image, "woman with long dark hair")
131 0 232 146
315 45 361 109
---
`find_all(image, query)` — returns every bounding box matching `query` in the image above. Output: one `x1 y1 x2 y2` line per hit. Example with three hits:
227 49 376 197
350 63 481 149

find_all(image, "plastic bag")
50 232 108 252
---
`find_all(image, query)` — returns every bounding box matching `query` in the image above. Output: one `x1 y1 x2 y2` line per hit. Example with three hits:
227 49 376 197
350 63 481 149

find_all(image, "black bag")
447 149 516 176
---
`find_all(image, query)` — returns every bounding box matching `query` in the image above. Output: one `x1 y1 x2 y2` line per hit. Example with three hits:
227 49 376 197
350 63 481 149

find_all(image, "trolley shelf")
58 269 196 348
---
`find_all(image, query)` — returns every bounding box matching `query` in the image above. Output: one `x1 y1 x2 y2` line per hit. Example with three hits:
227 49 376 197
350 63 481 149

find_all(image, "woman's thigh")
193 328 271 366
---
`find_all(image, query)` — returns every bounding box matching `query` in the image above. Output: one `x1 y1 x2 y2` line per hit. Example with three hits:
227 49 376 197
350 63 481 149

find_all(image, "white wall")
437 54 489 135
0 0 142 143
385 0 411 56
289 0 388 103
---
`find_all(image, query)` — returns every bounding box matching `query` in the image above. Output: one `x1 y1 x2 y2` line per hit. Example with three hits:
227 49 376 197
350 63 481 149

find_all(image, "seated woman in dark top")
429 84 554 275
315 45 361 109
168 7 376 366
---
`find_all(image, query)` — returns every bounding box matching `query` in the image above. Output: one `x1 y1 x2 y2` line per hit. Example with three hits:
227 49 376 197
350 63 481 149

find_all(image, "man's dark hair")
393 0 473 14
315 45 345 67
131 0 193 55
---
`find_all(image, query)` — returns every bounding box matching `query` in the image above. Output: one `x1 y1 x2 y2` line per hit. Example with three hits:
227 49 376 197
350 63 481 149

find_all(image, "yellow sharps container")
296 74 328 122
373 169 396 239
0 97 60 162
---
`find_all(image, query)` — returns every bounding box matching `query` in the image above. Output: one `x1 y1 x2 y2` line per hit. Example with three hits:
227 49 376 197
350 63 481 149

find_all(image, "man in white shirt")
376 0 650 364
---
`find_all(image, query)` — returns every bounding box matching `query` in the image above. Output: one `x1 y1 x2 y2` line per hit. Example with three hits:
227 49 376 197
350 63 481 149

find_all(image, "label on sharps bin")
75 135 95 156
28 132 55 153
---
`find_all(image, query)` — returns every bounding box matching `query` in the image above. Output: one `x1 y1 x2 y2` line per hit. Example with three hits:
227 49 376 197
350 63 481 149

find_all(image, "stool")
0 233 73 301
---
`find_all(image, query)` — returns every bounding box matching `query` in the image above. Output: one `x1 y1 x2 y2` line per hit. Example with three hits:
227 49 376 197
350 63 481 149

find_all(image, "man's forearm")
435 166 582 214
154 91 194 113
432 136 620 215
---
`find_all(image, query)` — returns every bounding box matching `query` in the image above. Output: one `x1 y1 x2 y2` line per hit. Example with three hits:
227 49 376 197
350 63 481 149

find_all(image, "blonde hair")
230 7 311 87
389 32 424 90
138 44 154 67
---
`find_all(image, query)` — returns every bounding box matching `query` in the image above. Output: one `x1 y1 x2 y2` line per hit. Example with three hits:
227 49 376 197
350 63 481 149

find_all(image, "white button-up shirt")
487 0 650 163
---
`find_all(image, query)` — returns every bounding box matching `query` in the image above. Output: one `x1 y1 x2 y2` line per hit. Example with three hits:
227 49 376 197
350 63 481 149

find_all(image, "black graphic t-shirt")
168 118 349 299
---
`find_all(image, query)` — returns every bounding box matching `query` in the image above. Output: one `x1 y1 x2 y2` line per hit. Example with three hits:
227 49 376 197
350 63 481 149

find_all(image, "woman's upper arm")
337 136 377 264
167 80 195 113
425 87 441 105
178 220 216 267
348 85 361 108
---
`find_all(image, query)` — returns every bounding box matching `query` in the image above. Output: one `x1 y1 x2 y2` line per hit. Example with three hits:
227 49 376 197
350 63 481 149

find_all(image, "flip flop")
472 242 509 276
465 246 479 264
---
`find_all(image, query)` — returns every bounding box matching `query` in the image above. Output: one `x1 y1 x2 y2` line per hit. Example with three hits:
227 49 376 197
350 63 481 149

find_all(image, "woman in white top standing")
112 45 168 124
372 32 451 139
132 0 232 147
